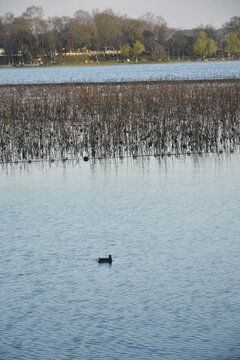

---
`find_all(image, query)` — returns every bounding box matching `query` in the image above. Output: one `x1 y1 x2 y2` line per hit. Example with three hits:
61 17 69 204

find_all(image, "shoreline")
0 58 239 69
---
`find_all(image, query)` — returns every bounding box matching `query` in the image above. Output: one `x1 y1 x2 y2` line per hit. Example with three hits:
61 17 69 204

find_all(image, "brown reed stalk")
0 79 239 163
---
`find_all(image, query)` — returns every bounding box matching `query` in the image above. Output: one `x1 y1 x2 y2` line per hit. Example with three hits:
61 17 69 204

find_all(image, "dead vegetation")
0 79 239 163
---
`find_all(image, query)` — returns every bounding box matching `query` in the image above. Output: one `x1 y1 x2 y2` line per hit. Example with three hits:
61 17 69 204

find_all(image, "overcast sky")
0 0 239 29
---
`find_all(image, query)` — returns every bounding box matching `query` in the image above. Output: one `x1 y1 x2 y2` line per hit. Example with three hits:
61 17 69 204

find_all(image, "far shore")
0 57 239 69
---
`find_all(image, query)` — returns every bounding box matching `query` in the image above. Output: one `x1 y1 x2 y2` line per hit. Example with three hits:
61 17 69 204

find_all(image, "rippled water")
0 60 240 84
0 154 240 359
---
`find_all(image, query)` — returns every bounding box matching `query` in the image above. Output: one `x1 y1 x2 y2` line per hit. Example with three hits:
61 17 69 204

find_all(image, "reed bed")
0 79 239 163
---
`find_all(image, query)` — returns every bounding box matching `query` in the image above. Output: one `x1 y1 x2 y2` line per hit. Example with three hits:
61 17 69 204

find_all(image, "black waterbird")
98 255 112 264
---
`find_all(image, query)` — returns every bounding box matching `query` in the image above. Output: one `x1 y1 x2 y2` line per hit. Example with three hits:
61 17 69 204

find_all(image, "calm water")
0 154 240 360
0 60 240 84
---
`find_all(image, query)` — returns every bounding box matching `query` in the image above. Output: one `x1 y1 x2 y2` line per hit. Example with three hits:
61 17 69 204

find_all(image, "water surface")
0 154 240 359
0 60 239 84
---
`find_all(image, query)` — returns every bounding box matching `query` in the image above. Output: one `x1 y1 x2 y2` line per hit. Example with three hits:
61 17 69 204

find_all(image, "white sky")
0 0 239 29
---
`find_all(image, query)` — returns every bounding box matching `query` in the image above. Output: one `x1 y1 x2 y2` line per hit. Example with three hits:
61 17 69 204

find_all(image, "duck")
98 255 112 264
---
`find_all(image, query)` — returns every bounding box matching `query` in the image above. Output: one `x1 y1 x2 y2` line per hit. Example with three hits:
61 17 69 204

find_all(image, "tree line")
0 6 239 65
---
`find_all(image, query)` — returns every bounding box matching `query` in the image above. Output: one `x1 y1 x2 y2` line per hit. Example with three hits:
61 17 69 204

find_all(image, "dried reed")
0 79 239 163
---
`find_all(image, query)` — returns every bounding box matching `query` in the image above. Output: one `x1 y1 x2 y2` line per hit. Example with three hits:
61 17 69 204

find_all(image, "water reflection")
1 150 238 175
0 153 240 360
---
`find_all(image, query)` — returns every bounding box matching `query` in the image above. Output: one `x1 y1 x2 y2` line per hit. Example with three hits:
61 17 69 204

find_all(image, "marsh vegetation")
0 79 239 163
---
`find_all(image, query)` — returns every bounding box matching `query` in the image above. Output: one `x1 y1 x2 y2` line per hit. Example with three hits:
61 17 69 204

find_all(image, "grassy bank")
0 79 239 163
1 57 238 69
40 56 239 67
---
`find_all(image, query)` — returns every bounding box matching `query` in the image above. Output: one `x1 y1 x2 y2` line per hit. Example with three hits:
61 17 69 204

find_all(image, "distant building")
64 48 121 56
0 48 5 56
103 48 121 55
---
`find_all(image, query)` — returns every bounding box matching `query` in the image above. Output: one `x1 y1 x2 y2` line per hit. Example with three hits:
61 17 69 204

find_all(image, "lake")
0 153 240 359
0 60 240 84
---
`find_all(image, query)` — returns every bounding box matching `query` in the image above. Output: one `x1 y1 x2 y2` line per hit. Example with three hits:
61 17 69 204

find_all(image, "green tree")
132 40 145 61
193 31 208 58
225 32 240 55
206 38 218 58
120 43 131 61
